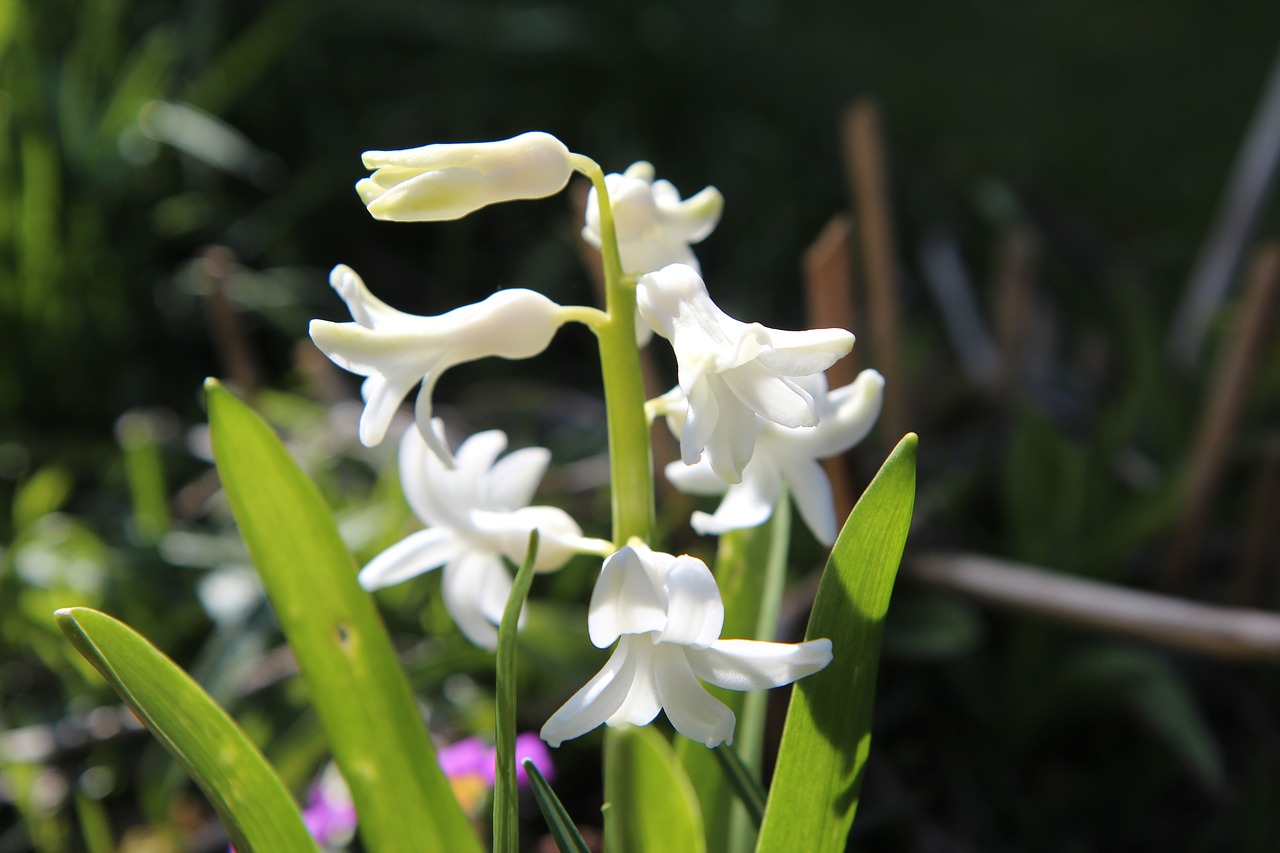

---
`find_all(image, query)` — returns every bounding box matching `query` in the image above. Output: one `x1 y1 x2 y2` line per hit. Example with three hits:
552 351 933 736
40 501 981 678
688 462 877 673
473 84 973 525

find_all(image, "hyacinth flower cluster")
309 131 886 749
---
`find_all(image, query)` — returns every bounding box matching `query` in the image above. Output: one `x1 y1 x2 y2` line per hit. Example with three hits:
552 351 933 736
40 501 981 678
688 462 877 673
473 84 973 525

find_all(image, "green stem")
571 154 654 545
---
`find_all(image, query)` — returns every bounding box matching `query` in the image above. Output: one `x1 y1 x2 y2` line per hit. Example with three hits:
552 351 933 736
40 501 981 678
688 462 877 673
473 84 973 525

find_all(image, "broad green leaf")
676 494 790 853
605 725 706 853
756 434 917 853
206 379 481 853
55 607 317 853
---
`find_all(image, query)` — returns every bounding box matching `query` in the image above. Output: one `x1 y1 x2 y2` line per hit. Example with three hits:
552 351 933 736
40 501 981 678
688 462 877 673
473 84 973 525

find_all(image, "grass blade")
711 744 765 827
494 531 539 853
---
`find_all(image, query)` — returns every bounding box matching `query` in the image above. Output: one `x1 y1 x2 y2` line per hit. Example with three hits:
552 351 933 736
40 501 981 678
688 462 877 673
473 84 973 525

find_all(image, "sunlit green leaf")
756 434 917 853
605 725 706 853
55 607 317 853
206 379 481 853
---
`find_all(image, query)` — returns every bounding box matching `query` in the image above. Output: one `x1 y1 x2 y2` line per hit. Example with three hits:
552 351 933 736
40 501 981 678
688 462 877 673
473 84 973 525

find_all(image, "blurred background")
3 0 1280 850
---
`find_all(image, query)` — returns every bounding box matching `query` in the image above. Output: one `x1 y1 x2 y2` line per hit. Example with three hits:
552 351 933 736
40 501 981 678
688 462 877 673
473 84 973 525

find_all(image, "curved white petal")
397 423 458 528
797 369 884 458
357 372 418 447
540 641 639 747
686 638 832 692
329 264 401 328
721 365 816 429
701 381 756 483
440 552 512 650
483 446 551 510
588 545 668 648
452 429 509 504
604 638 662 727
663 458 727 496
358 527 461 590
680 376 719 467
473 505 595 572
781 455 838 546
658 558 724 649
653 645 736 747
690 460 781 537
753 327 854 375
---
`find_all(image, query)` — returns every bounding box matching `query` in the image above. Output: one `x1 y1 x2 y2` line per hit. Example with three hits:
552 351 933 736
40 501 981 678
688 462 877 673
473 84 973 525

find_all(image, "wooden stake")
842 99 909 444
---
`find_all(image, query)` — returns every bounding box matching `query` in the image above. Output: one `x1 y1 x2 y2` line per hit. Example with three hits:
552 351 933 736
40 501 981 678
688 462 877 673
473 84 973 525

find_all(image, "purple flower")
437 733 556 788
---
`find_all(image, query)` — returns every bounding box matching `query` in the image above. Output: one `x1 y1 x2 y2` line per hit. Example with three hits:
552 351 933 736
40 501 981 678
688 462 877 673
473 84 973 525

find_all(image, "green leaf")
205 379 481 853
494 531 539 853
676 494 789 853
605 725 706 853
55 607 318 853
756 434 917 853
524 759 590 853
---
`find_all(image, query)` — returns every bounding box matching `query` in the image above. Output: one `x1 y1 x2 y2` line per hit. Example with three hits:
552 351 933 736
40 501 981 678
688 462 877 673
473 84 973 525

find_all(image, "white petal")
798 369 884 458
483 447 551 510
663 458 728 497
721 364 817 429
441 552 512 650
604 638 662 727
329 264 401 328
452 429 509 504
653 645 735 747
690 460 781 537
358 373 421 447
658 557 724 649
413 372 455 467
680 376 719 467
753 327 854 375
686 638 832 691
781 456 837 546
701 381 757 483
358 528 461 590
588 546 668 648
473 505 593 572
540 640 639 747
397 423 454 527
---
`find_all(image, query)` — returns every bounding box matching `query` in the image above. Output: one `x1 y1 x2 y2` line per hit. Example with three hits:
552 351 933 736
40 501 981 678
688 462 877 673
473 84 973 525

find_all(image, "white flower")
359 423 611 649
637 263 854 484
582 162 723 278
356 131 574 222
658 370 884 546
540 543 831 748
309 264 566 461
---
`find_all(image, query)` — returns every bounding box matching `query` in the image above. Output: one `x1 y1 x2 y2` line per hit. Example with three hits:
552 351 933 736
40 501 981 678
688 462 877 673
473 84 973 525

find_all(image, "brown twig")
1163 244 1280 590
993 225 1040 400
842 99 909 445
907 551 1280 662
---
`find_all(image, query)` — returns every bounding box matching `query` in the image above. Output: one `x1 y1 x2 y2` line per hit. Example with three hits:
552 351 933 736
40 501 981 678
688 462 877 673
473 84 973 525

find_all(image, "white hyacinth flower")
637 263 854 484
309 264 566 462
359 423 611 649
582 161 724 277
540 543 831 748
658 370 885 546
356 131 574 222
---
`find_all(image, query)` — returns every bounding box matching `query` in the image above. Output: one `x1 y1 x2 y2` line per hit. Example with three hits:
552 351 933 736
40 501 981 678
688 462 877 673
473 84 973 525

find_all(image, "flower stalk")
572 153 655 545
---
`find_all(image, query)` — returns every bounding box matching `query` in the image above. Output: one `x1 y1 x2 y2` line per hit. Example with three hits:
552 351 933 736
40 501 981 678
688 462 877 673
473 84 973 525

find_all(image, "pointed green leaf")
494 532 539 853
605 726 706 853
205 379 481 853
524 759 590 853
756 434 917 853
55 607 318 853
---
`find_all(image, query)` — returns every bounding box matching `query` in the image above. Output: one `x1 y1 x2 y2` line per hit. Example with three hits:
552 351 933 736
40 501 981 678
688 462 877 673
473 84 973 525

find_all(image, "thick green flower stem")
571 154 654 545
